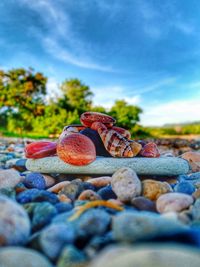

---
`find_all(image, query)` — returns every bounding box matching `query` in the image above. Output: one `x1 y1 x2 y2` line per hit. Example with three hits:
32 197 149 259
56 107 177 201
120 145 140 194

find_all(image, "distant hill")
163 121 200 127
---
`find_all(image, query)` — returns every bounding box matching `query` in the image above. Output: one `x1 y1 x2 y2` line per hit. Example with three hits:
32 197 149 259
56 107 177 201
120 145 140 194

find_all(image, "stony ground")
0 137 200 267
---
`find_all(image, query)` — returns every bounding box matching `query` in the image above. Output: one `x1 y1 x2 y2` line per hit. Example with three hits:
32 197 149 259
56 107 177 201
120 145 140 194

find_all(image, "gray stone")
0 169 23 189
0 195 30 245
112 211 186 242
26 156 190 176
111 168 141 202
0 247 53 267
89 244 200 267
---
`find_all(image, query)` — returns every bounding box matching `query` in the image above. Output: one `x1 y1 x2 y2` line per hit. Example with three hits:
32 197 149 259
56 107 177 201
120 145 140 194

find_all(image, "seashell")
59 124 85 140
25 141 57 159
111 126 131 139
140 142 160 158
91 122 141 157
57 133 96 166
80 111 116 128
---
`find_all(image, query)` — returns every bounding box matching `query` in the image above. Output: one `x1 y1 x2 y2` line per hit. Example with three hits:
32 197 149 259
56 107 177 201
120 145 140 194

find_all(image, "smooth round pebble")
57 245 86 267
181 151 200 172
55 202 73 213
0 169 23 189
0 247 53 267
174 181 195 195
78 189 101 201
24 172 46 189
87 176 112 187
142 179 172 201
47 181 70 193
76 209 111 238
131 196 157 212
17 189 59 204
0 195 30 245
42 174 56 188
39 223 75 260
112 211 185 242
156 192 194 213
192 198 200 222
57 133 96 166
111 167 141 202
97 185 117 200
89 244 200 267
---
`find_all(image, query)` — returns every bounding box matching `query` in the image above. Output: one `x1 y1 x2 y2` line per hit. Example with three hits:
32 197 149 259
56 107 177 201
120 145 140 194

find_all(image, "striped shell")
91 122 141 157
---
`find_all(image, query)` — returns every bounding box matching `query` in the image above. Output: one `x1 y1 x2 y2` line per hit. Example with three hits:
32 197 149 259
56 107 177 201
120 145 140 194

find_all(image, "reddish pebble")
111 126 131 139
57 133 96 166
58 194 72 203
25 141 57 159
80 111 116 128
47 181 70 193
181 151 200 172
87 176 112 187
140 142 160 158
78 190 101 201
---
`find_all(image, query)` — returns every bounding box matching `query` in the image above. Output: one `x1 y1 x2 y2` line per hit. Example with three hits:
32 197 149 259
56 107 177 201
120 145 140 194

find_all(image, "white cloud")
43 38 114 72
19 0 113 72
141 98 200 126
92 85 141 109
46 77 61 102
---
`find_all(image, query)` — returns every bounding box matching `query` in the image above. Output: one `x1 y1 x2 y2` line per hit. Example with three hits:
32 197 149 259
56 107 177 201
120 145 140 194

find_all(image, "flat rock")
89 244 200 267
26 156 190 176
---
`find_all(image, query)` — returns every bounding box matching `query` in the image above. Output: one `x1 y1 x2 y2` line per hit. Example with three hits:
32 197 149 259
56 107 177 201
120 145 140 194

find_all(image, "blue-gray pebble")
0 195 30 245
39 223 75 260
24 172 46 190
174 181 195 195
112 211 186 242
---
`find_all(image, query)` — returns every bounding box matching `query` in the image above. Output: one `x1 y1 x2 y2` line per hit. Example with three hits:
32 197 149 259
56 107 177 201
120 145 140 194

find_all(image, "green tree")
109 100 142 129
0 68 47 134
0 68 47 116
60 79 93 113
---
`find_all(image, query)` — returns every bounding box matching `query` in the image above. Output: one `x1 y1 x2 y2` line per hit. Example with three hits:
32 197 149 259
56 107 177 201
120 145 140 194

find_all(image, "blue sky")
0 0 200 126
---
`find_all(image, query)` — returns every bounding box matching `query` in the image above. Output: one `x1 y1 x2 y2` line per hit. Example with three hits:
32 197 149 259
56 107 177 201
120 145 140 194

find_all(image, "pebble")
31 202 57 231
193 188 200 199
25 141 57 159
42 174 56 188
97 185 117 200
55 202 73 213
156 192 194 213
26 156 190 176
17 188 59 204
0 168 23 189
174 181 195 195
58 180 83 201
0 247 53 267
181 151 200 172
57 133 96 166
142 179 172 201
57 245 86 267
76 209 111 238
131 196 157 212
192 198 200 222
39 223 75 260
23 172 46 189
140 142 160 158
89 244 200 267
0 195 30 245
47 181 71 193
78 189 101 201
112 211 185 242
111 167 141 202
87 176 112 187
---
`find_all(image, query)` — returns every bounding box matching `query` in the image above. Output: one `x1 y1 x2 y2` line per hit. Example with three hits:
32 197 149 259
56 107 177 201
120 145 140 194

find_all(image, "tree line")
0 68 144 138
